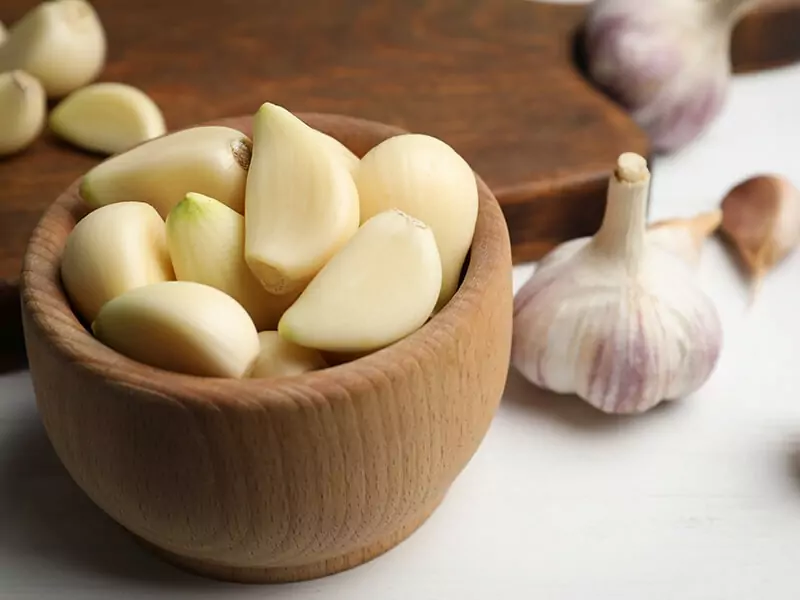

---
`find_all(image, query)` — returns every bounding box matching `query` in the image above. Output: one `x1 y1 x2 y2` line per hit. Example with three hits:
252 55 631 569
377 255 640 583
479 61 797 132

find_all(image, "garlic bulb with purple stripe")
511 153 723 414
584 0 756 153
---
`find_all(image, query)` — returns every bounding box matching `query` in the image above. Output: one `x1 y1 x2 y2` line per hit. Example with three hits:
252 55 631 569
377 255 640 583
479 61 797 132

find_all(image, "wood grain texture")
19 113 514 583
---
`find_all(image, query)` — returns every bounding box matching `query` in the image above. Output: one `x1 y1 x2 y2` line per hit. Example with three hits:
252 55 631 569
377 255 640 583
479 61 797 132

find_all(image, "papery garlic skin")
356 133 479 309
244 102 360 295
0 0 106 98
80 126 252 217
249 331 327 379
0 70 46 155
584 0 749 152
512 153 723 414
166 192 299 331
646 209 722 267
92 281 260 379
50 82 167 155
61 201 175 324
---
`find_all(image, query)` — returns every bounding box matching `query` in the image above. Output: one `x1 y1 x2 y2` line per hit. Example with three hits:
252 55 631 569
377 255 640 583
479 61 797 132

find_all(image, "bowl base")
138 494 444 584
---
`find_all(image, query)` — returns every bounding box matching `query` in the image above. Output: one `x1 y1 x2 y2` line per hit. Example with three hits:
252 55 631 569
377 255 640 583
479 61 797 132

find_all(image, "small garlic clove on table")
278 209 442 354
355 132 479 309
166 192 300 331
49 82 167 155
249 331 327 379
79 125 252 217
244 102 360 295
0 20 7 45
92 281 260 379
0 0 106 98
512 152 723 415
60 201 175 324
719 174 800 300
0 69 46 156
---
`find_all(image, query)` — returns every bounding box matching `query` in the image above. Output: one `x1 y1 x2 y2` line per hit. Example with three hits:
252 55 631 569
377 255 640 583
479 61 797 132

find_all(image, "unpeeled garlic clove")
647 209 723 267
49 82 166 155
79 126 252 218
719 174 800 299
244 102 360 295
512 153 723 415
584 0 754 153
249 331 327 379
355 133 478 309
92 281 260 379
278 209 442 354
0 69 46 156
166 192 300 330
60 201 175 323
0 0 106 98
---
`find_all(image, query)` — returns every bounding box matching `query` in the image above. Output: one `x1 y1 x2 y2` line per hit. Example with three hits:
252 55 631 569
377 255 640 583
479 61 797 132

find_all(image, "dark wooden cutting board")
1 0 799 371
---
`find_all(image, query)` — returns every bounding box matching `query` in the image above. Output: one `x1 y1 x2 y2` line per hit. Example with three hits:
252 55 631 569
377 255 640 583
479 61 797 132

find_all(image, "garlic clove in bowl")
512 153 723 415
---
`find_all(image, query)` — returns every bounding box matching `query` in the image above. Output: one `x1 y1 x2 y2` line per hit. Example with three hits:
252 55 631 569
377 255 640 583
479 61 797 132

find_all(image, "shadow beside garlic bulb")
583 0 758 153
502 367 681 434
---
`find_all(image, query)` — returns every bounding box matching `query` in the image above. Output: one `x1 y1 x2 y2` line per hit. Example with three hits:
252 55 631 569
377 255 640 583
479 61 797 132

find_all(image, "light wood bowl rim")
20 112 510 407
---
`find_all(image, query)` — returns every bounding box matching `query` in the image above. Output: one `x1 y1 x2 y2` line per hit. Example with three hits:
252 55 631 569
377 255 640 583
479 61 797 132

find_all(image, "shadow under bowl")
19 112 514 583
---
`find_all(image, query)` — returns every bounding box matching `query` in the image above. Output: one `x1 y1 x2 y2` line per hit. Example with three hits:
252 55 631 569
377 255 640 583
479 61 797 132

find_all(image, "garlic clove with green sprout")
512 153 723 415
646 209 723 267
584 0 755 153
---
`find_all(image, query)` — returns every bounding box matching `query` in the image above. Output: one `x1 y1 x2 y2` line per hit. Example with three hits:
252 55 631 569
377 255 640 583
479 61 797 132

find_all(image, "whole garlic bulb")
512 153 723 414
584 0 755 153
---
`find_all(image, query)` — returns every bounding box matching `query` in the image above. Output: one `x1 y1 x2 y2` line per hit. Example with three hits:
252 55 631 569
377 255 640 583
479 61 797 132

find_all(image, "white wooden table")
3 33 800 600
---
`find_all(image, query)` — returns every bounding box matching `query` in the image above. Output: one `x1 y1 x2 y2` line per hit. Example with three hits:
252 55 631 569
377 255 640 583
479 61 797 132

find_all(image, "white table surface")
4 35 800 600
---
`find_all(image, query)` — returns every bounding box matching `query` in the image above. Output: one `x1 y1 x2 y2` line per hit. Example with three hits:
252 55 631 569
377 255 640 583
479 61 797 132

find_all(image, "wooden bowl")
19 113 514 583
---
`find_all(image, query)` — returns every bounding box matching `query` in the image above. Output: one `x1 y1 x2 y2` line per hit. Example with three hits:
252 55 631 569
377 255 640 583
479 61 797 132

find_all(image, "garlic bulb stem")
592 152 650 270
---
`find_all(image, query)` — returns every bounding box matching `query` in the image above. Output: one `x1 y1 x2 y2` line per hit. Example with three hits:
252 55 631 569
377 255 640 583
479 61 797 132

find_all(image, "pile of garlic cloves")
62 101 479 379
0 0 167 157
512 153 724 415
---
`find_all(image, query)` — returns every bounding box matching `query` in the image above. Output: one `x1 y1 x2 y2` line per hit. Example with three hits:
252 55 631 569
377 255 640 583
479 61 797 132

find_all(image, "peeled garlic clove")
49 82 166 155
0 0 106 98
79 126 251 218
278 209 442 353
249 331 327 379
60 201 175 324
0 70 46 156
512 152 723 415
719 174 800 298
244 102 360 295
0 21 7 45
584 0 749 152
355 133 478 309
647 209 722 266
92 281 259 378
166 192 299 330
